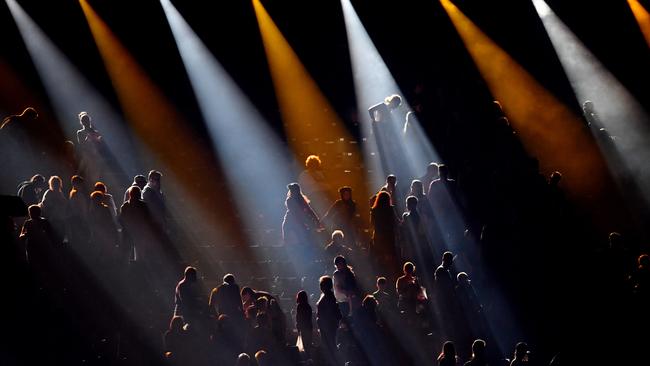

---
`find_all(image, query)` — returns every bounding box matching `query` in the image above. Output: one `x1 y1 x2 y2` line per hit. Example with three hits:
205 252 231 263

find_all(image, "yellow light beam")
79 0 243 243
440 0 610 202
628 0 650 48
252 0 369 207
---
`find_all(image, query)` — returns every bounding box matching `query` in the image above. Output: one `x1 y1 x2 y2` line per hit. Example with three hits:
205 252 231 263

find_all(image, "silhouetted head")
373 191 391 210
319 276 334 293
410 180 424 196
406 195 418 212
442 251 454 269
305 155 322 171
128 186 141 202
183 266 197 282
639 254 650 269
549 171 562 186
148 170 162 190
90 191 104 205
332 230 345 244
78 111 91 128
70 175 85 190
438 164 449 180
48 176 62 192
376 277 387 291
223 274 235 285
339 186 352 201
236 353 251 366
168 315 184 333
287 182 302 198
472 339 486 360
255 350 269 366
403 261 415 276
608 232 623 250
386 174 397 187
457 272 470 286
440 341 456 360
28 204 41 220
31 174 46 185
384 94 402 110
93 182 108 194
134 175 147 189
296 290 308 305
427 162 438 176
582 100 594 114
334 255 347 270
514 342 529 359
492 100 504 118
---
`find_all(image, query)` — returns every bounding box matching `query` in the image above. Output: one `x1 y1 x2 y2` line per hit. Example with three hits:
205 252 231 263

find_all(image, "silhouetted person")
210 274 244 320
409 179 433 222
438 341 458 366
142 170 167 228
268 297 286 345
119 186 154 263
94 182 117 217
123 175 147 204
396 262 422 318
175 266 207 330
296 290 313 356
464 339 488 366
435 251 458 338
17 174 47 206
333 255 360 309
88 191 119 265
582 100 600 128
352 295 385 366
298 154 332 215
428 164 461 244
255 349 271 366
322 186 360 246
20 204 56 266
325 230 353 260
241 287 279 324
630 254 650 298
282 183 321 247
401 196 431 267
370 175 400 208
373 276 397 316
317 276 342 361
249 312 274 357
370 191 400 274
68 175 90 247
510 342 530 366
76 111 102 146
420 162 439 192
40 176 67 242
455 272 483 347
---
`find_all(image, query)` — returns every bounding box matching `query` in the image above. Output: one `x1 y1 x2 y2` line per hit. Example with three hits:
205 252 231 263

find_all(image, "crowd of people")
2 97 649 366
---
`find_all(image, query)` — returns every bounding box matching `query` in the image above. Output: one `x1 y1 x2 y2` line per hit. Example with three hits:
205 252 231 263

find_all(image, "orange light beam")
628 0 650 48
440 0 610 202
252 0 369 206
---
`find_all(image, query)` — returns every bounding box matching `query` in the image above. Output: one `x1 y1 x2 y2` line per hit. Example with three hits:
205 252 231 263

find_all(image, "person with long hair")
295 290 313 356
333 255 360 311
282 183 322 246
370 191 400 274
437 341 458 366
322 186 360 247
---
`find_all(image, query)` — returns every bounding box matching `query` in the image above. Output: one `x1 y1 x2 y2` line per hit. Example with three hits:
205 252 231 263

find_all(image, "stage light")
532 0 650 212
628 0 650 48
252 0 369 216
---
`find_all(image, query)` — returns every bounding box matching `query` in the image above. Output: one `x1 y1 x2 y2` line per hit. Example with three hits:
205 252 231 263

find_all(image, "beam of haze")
6 0 140 179
340 0 439 188
160 0 292 242
533 0 650 215
252 0 369 214
628 0 650 48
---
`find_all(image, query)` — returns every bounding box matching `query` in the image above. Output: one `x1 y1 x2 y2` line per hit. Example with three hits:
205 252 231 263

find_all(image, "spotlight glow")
628 0 650 48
